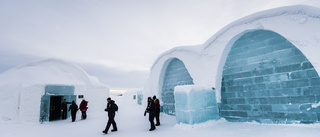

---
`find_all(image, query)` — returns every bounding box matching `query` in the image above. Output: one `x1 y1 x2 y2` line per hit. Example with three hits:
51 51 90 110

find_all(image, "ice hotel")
143 5 320 124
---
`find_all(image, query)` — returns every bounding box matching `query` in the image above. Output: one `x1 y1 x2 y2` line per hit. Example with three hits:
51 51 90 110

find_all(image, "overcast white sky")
1 0 319 91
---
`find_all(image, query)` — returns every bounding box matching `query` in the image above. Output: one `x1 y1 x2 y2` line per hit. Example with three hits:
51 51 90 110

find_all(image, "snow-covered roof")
0 59 106 87
152 5 320 70
203 5 320 49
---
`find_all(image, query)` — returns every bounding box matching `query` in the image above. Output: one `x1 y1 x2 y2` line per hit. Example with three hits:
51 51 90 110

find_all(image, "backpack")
114 103 118 111
155 99 160 108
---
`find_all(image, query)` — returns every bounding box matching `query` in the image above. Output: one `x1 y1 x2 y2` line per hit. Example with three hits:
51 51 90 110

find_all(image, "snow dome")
0 59 109 123
144 5 320 124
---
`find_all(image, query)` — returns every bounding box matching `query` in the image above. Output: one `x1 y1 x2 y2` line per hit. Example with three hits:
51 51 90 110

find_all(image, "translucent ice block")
174 85 219 124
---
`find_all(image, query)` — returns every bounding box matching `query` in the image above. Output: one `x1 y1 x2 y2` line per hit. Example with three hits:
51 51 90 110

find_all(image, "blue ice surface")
161 58 194 115
137 94 143 105
174 86 219 124
220 29 320 124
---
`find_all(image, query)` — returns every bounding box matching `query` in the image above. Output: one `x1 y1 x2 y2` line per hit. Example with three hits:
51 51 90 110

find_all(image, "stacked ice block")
174 85 220 124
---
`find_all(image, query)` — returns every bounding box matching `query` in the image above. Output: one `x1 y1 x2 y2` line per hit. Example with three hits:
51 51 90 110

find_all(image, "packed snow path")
2 95 320 137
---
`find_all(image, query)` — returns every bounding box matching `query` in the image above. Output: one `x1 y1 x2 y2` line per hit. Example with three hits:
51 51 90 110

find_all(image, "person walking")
61 99 70 120
103 97 118 134
153 95 160 126
79 99 88 120
144 97 156 131
68 101 78 122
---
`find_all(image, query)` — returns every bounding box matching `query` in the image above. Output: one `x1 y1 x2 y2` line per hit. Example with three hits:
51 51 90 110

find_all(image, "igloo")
144 5 320 124
0 59 109 123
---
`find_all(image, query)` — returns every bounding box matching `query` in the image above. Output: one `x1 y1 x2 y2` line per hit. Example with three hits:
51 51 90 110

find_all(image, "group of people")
59 95 161 134
102 95 161 135
61 99 88 122
145 96 161 131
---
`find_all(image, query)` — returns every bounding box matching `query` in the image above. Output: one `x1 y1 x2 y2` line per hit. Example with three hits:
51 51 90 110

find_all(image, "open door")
49 96 63 121
39 85 76 123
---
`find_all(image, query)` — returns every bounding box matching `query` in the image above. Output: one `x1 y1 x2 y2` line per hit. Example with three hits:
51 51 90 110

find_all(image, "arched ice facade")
144 5 320 124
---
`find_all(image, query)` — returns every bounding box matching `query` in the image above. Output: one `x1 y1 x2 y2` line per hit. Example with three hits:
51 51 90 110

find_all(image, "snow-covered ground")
2 94 320 137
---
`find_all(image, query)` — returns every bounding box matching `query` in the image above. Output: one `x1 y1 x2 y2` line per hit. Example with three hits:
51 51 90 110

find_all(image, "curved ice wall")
146 5 320 124
220 30 320 123
161 58 194 115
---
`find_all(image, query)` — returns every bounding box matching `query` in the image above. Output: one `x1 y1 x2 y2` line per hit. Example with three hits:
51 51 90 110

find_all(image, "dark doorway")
49 96 63 121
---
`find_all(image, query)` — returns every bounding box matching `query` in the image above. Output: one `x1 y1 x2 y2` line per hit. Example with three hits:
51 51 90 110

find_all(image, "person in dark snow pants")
79 99 88 120
61 99 70 120
144 97 156 131
103 97 118 134
68 101 78 122
153 95 160 126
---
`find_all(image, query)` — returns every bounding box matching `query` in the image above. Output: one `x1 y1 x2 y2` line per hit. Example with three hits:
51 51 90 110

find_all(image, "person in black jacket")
68 100 78 122
144 97 156 131
103 97 118 134
61 99 70 120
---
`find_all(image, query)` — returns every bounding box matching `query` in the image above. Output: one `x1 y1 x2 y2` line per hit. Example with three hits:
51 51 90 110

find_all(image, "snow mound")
0 59 104 87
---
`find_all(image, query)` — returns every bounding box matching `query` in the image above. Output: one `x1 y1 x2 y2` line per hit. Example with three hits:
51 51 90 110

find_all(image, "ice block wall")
174 85 219 124
220 30 320 123
162 58 194 115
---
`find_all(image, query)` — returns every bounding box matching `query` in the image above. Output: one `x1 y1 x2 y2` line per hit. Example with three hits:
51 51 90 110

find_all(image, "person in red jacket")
153 95 160 126
79 99 88 120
